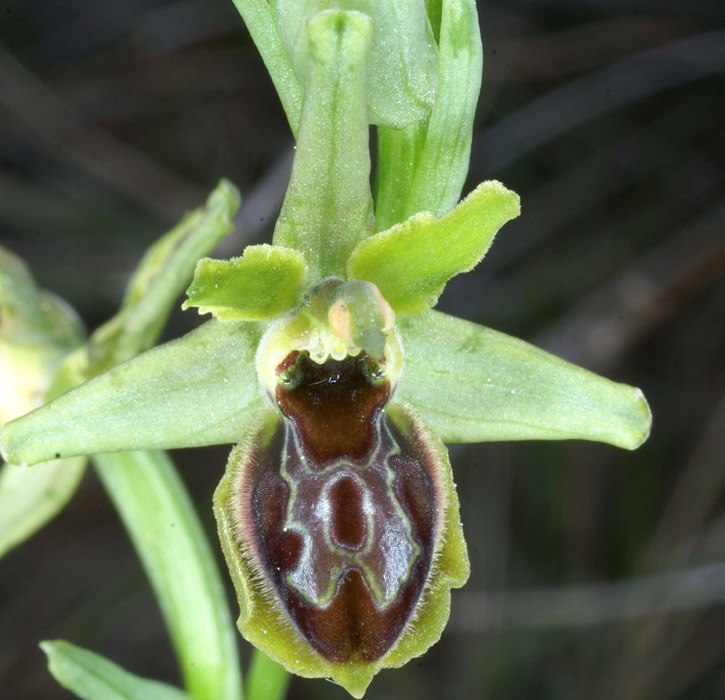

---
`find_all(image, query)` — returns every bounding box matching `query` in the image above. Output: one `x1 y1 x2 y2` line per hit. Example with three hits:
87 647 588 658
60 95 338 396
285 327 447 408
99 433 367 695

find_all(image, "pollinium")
215 280 468 697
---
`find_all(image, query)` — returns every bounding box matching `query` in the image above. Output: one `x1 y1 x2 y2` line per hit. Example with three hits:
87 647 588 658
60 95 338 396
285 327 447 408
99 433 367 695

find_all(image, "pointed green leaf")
94 451 242 700
41 640 190 700
0 320 266 466
403 0 482 217
183 245 307 321
350 181 520 313
397 311 651 450
89 179 241 374
273 10 375 281
275 0 438 128
230 0 303 135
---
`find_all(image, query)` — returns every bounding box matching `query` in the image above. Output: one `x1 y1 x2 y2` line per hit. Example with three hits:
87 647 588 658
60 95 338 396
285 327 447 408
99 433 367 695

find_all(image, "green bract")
0 1 652 699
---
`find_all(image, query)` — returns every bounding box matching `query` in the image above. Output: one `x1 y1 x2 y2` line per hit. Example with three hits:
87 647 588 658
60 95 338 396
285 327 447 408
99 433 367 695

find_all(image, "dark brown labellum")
242 351 442 663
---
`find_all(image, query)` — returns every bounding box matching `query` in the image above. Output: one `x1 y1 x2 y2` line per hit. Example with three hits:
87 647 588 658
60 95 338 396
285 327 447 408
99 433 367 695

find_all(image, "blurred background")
0 0 723 698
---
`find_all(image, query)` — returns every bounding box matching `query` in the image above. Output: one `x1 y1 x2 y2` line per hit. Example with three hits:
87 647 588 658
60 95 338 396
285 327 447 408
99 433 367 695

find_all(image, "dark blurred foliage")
1 0 724 698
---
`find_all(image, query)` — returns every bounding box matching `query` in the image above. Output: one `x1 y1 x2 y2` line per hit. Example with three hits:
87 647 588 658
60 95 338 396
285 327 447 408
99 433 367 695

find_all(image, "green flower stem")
245 651 290 700
94 450 242 700
230 0 303 135
273 10 375 281
41 640 191 700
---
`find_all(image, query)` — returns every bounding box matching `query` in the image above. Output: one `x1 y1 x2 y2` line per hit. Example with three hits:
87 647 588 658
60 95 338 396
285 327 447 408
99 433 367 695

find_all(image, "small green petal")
183 245 307 321
41 640 191 700
349 181 520 313
0 320 266 466
276 0 437 128
273 10 375 281
397 311 652 450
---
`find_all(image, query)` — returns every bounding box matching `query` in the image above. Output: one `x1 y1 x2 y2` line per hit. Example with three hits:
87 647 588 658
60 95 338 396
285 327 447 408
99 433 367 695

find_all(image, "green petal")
273 10 375 281
41 640 190 700
94 451 242 700
397 311 652 450
349 181 520 313
0 320 266 466
230 0 303 134
275 0 437 128
183 245 307 321
403 0 482 218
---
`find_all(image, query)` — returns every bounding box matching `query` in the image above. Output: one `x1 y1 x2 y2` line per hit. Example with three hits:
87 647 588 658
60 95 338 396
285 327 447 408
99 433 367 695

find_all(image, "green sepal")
214 403 468 699
349 181 520 313
275 0 437 128
273 10 375 282
183 245 307 321
230 0 304 135
41 640 191 700
94 450 242 700
0 320 266 466
397 311 652 450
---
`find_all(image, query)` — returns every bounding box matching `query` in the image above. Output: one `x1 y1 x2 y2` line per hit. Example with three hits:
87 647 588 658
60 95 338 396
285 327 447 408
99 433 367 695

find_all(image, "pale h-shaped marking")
279 417 421 610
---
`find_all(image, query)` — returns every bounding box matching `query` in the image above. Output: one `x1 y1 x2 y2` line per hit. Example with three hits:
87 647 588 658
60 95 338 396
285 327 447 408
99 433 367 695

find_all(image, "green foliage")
1 1 655 699
95 451 242 700
41 641 191 700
